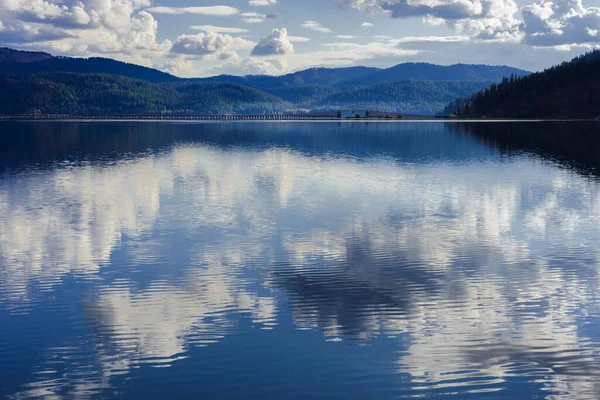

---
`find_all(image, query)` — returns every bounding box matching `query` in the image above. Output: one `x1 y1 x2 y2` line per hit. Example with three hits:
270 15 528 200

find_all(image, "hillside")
337 63 529 88
0 47 532 115
265 85 341 107
314 81 493 115
443 50 600 118
0 73 494 115
201 64 528 92
0 48 178 83
198 66 379 90
0 73 289 115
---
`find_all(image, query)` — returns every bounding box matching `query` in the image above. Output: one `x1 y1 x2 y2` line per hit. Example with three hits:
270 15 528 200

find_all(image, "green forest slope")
443 50 600 118
0 73 289 114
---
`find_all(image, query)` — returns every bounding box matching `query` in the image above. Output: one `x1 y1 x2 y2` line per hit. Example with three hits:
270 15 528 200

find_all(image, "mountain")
265 85 341 107
0 47 532 115
443 50 600 118
201 64 528 92
0 73 493 115
0 73 288 115
197 66 379 90
0 48 178 83
336 63 529 88
313 81 493 115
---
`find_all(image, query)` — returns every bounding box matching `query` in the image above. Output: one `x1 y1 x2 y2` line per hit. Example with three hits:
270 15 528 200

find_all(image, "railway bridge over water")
0 110 399 121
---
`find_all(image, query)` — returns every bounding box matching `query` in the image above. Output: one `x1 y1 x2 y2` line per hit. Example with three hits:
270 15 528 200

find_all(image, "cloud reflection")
2 129 600 398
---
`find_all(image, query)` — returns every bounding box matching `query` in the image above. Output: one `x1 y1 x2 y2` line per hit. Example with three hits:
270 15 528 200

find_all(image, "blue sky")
1 0 600 76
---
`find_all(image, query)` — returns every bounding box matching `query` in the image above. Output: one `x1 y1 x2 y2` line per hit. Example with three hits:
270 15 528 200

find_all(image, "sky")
1 0 600 77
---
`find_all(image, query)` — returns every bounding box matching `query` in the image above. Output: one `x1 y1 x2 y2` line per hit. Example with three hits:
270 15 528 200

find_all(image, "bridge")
0 112 340 121
0 110 403 121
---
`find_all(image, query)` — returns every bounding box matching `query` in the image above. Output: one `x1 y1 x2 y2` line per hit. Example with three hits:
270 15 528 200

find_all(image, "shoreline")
1 115 598 122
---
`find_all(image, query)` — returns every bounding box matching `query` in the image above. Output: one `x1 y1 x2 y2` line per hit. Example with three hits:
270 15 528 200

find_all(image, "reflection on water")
1 121 600 399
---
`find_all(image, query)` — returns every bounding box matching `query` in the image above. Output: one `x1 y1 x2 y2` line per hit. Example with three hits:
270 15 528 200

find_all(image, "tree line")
443 50 600 118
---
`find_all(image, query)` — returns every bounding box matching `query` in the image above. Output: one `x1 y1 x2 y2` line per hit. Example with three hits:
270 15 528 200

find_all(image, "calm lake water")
1 121 600 399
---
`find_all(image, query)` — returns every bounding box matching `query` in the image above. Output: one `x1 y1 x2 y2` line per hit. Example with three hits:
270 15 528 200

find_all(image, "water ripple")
2 122 600 399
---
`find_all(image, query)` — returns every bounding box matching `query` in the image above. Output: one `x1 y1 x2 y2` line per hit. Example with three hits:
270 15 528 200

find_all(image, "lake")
1 121 600 399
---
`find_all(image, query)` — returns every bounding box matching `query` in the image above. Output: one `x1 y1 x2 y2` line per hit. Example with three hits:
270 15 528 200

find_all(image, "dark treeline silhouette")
443 50 600 118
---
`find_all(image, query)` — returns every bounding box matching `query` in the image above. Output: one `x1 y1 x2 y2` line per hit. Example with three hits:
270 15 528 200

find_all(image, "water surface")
1 121 600 399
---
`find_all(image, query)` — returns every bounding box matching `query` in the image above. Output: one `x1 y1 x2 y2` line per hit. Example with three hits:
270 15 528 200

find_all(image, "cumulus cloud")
523 0 600 46
278 38 421 71
340 0 480 18
340 0 523 41
0 0 172 64
219 55 288 75
171 31 254 56
162 57 195 76
249 0 277 6
251 28 294 56
302 21 333 33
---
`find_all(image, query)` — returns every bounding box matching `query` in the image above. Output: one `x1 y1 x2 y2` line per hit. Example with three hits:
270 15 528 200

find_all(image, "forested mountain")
196 66 379 90
0 72 497 115
0 48 178 83
0 73 288 115
337 63 529 88
201 64 527 91
266 85 341 107
314 81 493 115
443 50 600 118
0 47 531 115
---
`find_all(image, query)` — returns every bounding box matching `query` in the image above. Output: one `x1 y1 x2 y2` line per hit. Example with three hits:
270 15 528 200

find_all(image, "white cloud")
171 31 254 56
336 35 362 39
251 27 294 56
361 22 374 28
523 0 600 46
302 21 333 33
239 11 278 23
341 0 523 42
146 5 240 16
288 35 311 42
249 0 277 6
0 0 172 65
280 39 421 70
395 35 470 43
190 25 250 34
219 54 288 75
162 57 195 76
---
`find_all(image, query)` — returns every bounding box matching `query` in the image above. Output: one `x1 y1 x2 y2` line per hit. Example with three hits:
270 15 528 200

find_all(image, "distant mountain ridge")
0 47 531 115
338 63 529 87
197 64 529 91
